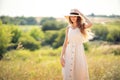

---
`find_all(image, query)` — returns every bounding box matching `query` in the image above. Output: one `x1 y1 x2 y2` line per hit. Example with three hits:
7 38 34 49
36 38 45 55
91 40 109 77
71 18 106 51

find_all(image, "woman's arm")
79 11 92 28
60 27 69 57
60 27 69 67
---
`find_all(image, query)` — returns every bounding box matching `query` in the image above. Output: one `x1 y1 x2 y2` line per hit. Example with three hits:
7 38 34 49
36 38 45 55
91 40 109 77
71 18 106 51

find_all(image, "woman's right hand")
60 56 65 67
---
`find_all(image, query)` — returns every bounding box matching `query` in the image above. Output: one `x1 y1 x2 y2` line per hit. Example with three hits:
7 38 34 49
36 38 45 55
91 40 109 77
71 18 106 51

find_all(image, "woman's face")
70 16 77 23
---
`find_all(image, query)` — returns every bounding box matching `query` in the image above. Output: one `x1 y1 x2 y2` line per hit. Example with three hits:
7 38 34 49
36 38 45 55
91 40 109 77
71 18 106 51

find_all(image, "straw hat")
65 9 84 23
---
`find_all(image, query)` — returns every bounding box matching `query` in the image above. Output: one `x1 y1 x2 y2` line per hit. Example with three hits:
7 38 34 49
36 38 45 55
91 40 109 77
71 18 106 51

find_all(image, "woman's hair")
69 16 87 37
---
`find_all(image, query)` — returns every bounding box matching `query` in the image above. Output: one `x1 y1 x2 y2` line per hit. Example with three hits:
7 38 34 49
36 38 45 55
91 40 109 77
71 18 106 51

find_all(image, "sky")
0 0 120 17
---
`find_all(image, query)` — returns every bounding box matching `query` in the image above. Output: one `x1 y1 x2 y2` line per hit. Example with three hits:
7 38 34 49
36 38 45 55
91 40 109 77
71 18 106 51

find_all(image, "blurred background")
0 0 120 80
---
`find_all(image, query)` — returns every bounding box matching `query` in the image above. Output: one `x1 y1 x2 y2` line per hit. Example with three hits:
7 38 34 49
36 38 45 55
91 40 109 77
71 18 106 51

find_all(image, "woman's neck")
72 22 78 28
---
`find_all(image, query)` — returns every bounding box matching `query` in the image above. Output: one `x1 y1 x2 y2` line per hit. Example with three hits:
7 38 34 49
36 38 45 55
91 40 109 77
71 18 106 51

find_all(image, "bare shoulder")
67 24 72 29
66 26 70 29
65 25 70 33
66 25 70 30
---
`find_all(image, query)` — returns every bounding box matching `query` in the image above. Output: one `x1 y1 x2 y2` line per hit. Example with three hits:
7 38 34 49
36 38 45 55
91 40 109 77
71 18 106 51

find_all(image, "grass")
0 42 120 80
0 18 120 80
0 50 62 80
88 56 120 80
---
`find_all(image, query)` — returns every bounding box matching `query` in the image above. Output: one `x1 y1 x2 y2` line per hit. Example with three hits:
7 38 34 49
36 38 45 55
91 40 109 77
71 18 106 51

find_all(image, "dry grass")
0 43 120 80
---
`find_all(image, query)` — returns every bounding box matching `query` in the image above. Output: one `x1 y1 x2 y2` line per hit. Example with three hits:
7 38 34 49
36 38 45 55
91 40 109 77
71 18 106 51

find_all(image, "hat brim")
64 15 84 23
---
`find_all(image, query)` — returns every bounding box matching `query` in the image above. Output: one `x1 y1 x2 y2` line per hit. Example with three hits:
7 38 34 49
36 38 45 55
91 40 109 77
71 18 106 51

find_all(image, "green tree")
0 16 37 25
52 28 65 48
40 17 56 25
26 17 37 25
41 21 58 31
92 24 108 40
107 27 120 43
42 31 58 46
11 26 22 43
0 16 11 24
19 33 40 51
41 20 67 31
0 23 13 59
29 28 44 41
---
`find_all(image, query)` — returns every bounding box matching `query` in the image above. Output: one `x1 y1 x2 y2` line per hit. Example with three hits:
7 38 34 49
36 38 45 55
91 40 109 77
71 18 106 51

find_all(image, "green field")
0 18 120 80
0 42 120 80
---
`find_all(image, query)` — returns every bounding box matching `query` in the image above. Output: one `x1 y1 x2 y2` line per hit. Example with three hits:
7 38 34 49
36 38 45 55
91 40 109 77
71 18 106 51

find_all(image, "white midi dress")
62 26 89 80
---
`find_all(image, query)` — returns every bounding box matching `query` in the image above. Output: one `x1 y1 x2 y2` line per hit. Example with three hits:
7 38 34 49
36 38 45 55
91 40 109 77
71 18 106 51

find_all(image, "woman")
60 9 92 80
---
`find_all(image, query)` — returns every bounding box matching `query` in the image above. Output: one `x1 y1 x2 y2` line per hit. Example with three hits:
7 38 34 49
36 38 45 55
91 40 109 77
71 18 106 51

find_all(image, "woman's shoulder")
65 24 71 32
65 25 69 29
66 24 72 29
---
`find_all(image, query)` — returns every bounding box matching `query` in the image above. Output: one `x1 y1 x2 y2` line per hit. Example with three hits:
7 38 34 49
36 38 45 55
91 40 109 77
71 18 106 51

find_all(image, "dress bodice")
68 26 84 44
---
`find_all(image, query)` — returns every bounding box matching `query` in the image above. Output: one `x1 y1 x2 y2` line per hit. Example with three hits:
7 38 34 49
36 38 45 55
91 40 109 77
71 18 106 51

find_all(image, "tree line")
0 17 120 59
0 16 37 25
88 13 120 18
1 14 120 25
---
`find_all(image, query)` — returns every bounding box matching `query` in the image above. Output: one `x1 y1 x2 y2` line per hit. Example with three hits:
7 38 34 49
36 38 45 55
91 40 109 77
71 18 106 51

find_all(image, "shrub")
0 24 13 58
19 33 40 51
41 20 67 31
42 31 58 46
41 21 58 31
107 27 120 43
40 17 56 25
10 26 22 43
92 24 108 40
52 28 65 48
29 28 44 41
113 47 120 55
92 21 120 43
83 42 90 51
